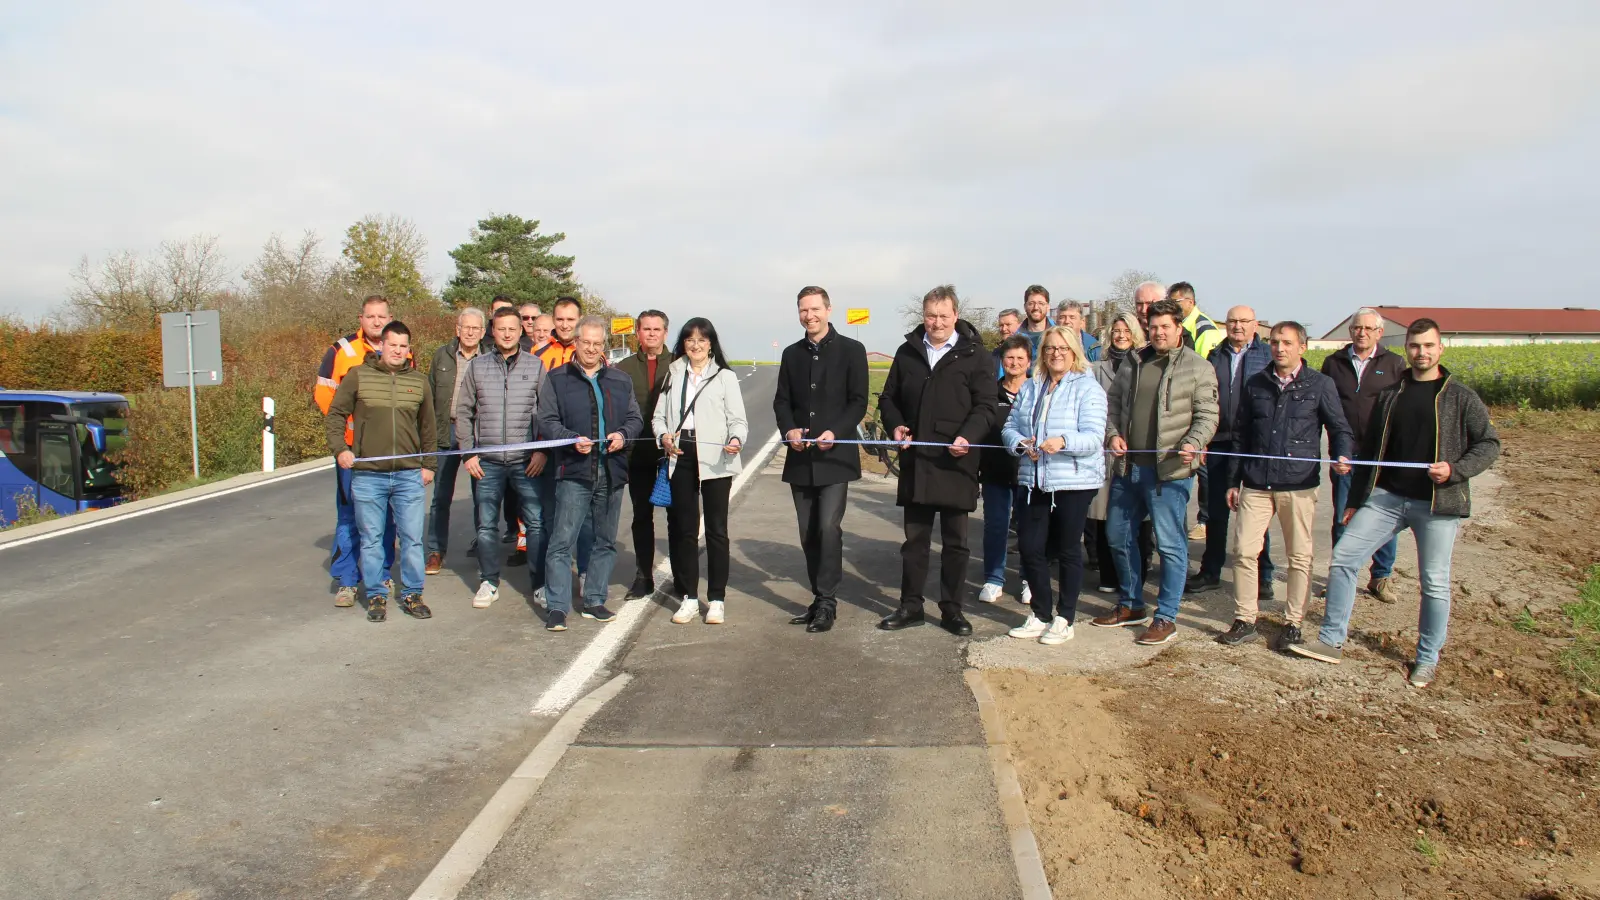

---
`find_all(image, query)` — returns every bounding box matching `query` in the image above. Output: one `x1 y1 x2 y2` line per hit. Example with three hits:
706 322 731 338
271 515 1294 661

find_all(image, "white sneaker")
705 600 725 625
1009 615 1048 639
978 583 1003 604
472 581 499 609
1039 616 1074 645
1019 583 1032 606
532 586 546 607
671 597 700 624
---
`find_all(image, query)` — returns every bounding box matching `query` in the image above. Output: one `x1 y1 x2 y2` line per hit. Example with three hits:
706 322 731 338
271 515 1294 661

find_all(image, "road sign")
611 317 635 335
160 310 223 479
771 340 779 347
846 308 870 326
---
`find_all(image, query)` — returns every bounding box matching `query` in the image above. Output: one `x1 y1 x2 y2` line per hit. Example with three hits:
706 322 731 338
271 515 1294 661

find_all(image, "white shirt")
1227 343 1247 381
1350 348 1373 380
924 333 956 368
682 365 707 431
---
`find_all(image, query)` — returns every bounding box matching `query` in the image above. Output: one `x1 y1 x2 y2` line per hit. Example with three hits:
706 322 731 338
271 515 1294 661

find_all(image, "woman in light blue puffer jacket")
1000 325 1108 646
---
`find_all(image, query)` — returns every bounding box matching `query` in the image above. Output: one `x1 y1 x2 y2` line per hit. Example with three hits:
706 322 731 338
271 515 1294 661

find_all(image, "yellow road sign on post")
846 308 870 326
611 317 635 335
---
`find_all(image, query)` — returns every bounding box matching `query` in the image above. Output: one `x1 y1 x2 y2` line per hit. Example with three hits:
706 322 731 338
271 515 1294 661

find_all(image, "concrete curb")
408 672 634 900
0 456 335 550
964 668 1053 900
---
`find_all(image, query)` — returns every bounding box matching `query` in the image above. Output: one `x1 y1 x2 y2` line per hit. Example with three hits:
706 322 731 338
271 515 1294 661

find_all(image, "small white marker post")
262 397 276 472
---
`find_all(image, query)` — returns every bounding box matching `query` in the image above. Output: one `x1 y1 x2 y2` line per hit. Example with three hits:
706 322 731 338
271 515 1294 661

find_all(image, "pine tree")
442 214 577 309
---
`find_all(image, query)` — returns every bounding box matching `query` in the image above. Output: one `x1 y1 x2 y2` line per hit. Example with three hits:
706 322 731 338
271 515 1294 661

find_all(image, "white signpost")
160 310 224 479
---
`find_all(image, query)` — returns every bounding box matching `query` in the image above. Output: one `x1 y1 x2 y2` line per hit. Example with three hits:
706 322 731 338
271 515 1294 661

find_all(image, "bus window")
39 430 76 499
73 401 129 499
0 403 22 454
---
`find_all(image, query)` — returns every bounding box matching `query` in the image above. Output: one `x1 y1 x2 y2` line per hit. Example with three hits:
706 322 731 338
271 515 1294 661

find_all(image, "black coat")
774 325 869 486
1320 344 1405 449
878 320 997 511
1231 365 1354 492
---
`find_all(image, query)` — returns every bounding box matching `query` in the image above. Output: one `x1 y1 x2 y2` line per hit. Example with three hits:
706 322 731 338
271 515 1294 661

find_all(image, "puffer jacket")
1208 337 1272 444
1104 344 1218 481
1231 365 1353 492
324 353 436 472
455 348 547 464
653 358 749 481
1002 371 1107 492
1350 367 1500 517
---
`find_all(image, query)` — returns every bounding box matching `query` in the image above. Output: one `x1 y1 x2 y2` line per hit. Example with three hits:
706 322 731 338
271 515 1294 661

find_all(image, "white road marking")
527 427 782 716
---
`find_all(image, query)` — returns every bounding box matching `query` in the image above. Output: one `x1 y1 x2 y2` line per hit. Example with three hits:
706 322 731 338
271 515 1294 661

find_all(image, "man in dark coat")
613 309 672 600
775 286 869 633
877 285 998 636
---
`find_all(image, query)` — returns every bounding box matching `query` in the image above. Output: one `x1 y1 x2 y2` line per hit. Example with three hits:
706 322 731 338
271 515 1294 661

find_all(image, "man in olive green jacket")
325 321 437 623
1093 298 1219 645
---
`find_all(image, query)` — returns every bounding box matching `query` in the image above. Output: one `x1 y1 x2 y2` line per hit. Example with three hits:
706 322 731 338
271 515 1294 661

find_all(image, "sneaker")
978 583 1004 604
1135 618 1177 645
582 604 616 623
1039 616 1074 645
1019 583 1032 606
1408 662 1437 688
1187 522 1207 541
1008 615 1049 639
705 600 725 625
383 579 396 602
472 581 499 609
1289 638 1342 664
367 596 387 623
1184 571 1221 593
425 552 443 575
1281 624 1304 647
1091 605 1152 628
399 593 432 619
1096 585 1119 594
671 597 700 624
1260 579 1276 603
334 585 358 608
1216 619 1258 646
1369 576 1398 604
532 586 546 607
545 610 568 632
625 575 655 601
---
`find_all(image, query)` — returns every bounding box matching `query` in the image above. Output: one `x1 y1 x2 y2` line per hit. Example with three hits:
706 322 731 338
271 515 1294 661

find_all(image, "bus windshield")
71 401 130 498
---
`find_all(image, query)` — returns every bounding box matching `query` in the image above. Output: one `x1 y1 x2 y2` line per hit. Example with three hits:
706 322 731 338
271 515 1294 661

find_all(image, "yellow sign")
610 317 635 335
846 308 870 326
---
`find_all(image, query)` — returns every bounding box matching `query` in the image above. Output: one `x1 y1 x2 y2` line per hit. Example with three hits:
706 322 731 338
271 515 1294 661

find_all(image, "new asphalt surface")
0 364 779 900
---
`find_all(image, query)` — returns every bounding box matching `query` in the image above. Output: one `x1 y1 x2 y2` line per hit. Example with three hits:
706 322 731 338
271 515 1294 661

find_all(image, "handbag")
649 366 722 507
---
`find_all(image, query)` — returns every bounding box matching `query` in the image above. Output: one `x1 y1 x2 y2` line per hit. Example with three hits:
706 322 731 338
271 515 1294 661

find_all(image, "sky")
2 0 1598 356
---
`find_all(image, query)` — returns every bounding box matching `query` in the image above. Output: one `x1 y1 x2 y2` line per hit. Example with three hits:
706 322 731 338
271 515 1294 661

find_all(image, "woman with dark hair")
653 318 748 625
977 334 1032 604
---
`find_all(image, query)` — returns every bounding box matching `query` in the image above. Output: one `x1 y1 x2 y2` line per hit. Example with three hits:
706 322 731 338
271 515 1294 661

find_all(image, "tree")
442 214 577 310
897 293 1000 348
341 214 437 315
64 235 228 330
235 231 352 334
1101 268 1161 316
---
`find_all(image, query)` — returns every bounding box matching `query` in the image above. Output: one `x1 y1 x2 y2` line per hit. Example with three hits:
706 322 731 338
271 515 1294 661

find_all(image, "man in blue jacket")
535 316 644 632
1189 306 1275 595
1219 321 1353 648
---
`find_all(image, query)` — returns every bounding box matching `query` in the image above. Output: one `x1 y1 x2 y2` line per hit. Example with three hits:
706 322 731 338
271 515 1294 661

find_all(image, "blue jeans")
1199 445 1274 580
333 465 394 588
425 424 479 556
1106 465 1191 623
1320 488 1459 665
980 483 1014 587
538 471 592 576
1331 470 1396 579
544 478 624 613
474 459 544 588
350 469 426 599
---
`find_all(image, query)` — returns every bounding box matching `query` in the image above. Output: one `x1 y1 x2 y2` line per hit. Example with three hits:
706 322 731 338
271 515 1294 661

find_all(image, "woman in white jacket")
1000 326 1108 645
653 318 748 624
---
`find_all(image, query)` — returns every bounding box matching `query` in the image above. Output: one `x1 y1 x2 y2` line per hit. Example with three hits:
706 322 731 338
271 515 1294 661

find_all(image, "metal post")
262 396 276 473
185 313 199 479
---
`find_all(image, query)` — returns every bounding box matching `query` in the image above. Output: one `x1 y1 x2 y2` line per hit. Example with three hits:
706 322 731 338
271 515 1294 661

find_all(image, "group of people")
316 277 1500 687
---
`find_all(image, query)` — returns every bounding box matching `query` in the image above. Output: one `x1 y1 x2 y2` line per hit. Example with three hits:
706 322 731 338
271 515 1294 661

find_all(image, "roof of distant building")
1319 307 1600 340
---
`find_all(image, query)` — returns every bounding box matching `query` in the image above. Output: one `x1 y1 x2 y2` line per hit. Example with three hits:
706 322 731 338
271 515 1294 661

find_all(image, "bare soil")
992 411 1600 899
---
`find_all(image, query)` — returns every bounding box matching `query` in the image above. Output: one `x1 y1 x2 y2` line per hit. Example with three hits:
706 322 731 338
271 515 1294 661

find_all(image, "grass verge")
1558 564 1600 691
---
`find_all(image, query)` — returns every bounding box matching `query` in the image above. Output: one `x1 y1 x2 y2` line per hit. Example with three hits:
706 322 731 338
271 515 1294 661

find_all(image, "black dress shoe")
624 575 655 601
806 609 835 633
879 607 926 630
940 612 973 636
789 608 816 625
1184 571 1221 593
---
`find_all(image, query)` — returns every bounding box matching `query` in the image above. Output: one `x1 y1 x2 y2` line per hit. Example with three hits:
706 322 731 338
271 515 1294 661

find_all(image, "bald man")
1188 305 1276 595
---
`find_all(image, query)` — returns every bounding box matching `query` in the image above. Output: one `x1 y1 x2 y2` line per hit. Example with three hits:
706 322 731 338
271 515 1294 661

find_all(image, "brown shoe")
425 552 443 575
1368 576 1397 604
1091 605 1153 628
334 585 357 608
1135 618 1177 645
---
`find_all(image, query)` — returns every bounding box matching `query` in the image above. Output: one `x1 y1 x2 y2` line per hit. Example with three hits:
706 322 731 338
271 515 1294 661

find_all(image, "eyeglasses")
521 315 537 321
1042 346 1072 355
1225 318 1255 325
1350 325 1383 332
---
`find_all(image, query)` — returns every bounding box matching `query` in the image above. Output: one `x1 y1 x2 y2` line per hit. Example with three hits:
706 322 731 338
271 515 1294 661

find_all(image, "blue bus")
0 391 130 523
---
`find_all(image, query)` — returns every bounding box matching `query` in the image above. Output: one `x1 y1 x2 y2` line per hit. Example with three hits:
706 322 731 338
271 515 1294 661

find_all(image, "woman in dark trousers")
653 318 748 625
977 335 1032 604
1001 326 1108 644
1091 312 1155 592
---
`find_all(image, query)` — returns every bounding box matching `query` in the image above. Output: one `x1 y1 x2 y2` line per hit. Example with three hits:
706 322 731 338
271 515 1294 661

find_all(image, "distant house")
866 352 893 364
1317 307 1600 349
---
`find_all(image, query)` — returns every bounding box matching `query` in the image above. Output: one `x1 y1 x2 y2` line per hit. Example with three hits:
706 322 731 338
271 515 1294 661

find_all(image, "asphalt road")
0 364 779 900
